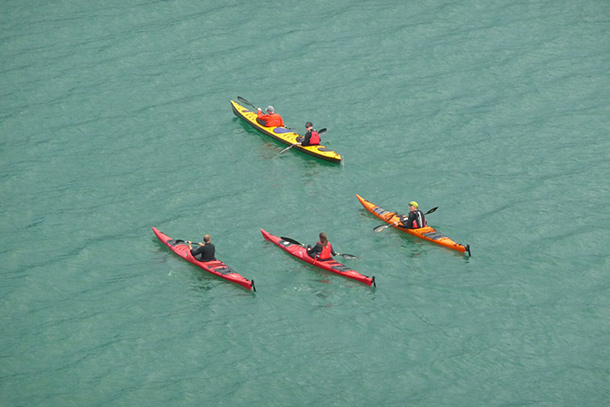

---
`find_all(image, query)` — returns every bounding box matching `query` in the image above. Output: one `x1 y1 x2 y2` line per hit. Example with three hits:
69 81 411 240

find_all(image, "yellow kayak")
231 98 342 164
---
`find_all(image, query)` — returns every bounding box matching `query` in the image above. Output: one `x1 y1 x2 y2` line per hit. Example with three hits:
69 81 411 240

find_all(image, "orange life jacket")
318 242 332 260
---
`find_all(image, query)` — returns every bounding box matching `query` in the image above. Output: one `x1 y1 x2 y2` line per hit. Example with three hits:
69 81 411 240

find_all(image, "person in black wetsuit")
397 201 427 229
188 235 216 262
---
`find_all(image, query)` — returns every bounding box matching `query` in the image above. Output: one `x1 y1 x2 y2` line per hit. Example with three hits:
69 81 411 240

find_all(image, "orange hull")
356 194 470 255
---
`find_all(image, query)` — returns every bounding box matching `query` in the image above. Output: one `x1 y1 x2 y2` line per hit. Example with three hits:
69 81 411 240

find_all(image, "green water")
2 0 609 406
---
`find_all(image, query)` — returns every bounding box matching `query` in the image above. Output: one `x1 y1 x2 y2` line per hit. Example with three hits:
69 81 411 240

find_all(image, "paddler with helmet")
398 201 427 229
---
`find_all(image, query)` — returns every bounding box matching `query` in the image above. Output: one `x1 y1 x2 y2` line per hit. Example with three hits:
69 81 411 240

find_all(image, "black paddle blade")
281 236 303 246
339 253 360 260
237 96 257 109
425 206 439 215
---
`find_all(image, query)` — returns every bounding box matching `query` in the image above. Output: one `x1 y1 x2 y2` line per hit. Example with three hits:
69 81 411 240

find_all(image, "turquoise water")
2 0 609 405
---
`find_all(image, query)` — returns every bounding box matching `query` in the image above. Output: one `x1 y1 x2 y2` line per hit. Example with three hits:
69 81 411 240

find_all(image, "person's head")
408 201 418 211
266 106 274 113
305 121 313 130
319 232 328 245
203 234 211 243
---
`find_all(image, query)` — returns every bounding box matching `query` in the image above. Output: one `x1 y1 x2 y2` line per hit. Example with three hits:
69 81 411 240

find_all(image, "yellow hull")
231 100 342 163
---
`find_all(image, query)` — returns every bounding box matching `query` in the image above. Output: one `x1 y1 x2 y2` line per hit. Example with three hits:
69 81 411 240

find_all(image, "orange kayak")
356 194 471 255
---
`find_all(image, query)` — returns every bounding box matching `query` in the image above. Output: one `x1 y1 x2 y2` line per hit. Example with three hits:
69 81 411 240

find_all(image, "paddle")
237 96 258 110
373 207 439 232
280 236 360 260
279 128 327 154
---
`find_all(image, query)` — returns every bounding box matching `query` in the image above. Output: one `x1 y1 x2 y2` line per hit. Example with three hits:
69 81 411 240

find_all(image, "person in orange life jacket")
301 122 320 146
398 201 427 229
188 235 216 262
256 105 285 127
306 232 337 261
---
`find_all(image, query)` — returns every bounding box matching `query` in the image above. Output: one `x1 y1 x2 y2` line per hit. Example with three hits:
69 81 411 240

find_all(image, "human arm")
397 213 415 229
188 241 204 256
301 131 311 146
307 243 322 258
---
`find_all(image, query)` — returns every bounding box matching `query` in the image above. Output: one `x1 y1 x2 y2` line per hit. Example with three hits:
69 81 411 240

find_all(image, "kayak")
356 194 471 255
231 99 342 164
261 229 375 287
152 227 255 291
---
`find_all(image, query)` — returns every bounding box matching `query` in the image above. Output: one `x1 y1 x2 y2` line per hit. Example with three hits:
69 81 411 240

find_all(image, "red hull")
261 229 375 287
153 227 255 291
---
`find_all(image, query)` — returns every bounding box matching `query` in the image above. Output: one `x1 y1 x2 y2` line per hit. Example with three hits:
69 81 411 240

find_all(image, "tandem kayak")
231 98 342 164
356 195 471 256
153 227 255 291
261 229 375 286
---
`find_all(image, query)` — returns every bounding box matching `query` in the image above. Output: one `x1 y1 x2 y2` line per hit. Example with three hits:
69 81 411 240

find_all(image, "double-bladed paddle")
373 206 439 232
280 236 360 260
279 128 327 154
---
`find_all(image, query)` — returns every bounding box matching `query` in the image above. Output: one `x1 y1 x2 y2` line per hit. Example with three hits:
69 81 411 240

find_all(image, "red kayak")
153 227 255 291
261 229 375 287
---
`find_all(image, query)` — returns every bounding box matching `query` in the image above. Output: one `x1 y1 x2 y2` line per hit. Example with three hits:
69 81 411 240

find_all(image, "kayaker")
188 235 216 262
398 201 427 229
301 122 320 146
307 232 337 261
256 105 285 127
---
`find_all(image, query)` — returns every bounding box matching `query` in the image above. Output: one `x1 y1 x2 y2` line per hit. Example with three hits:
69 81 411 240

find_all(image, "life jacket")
309 131 320 145
318 242 332 260
412 210 427 228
